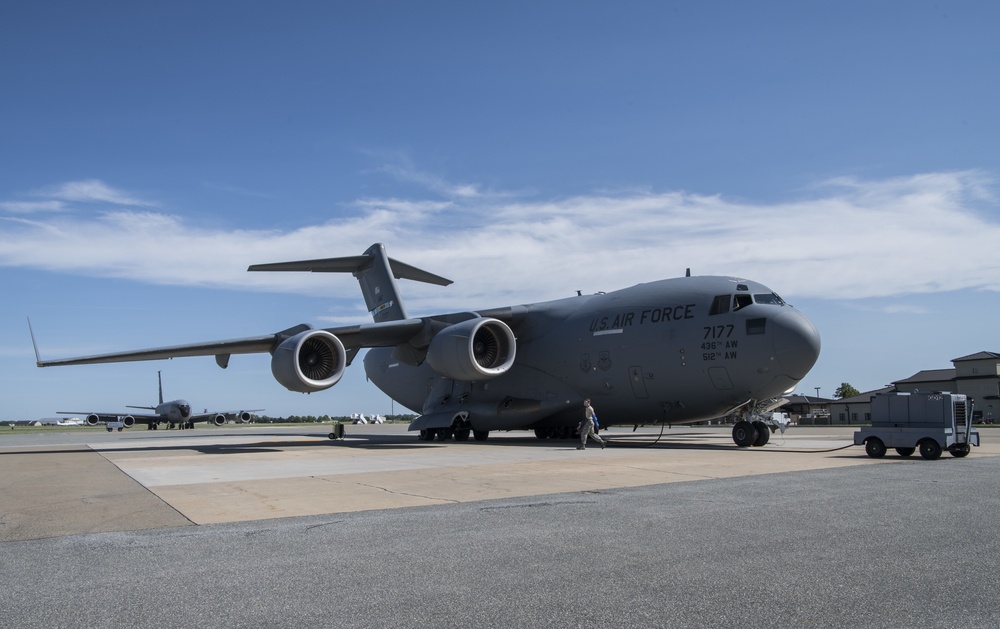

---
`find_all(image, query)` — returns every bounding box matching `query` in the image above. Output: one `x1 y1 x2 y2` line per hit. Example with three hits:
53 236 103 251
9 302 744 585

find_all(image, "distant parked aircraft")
56 371 262 430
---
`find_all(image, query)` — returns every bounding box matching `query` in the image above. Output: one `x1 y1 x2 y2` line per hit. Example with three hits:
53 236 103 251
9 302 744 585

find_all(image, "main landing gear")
732 420 771 447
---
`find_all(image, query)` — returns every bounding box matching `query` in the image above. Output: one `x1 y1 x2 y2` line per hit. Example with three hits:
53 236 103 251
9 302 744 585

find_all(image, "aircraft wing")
32 320 428 368
58 412 162 422
189 410 264 421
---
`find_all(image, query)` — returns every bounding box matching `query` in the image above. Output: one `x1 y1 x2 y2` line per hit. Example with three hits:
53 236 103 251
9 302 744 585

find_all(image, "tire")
865 438 887 458
919 439 942 461
732 421 757 447
752 421 770 447
534 428 547 439
950 444 971 458
894 447 915 457
454 429 471 442
473 430 489 442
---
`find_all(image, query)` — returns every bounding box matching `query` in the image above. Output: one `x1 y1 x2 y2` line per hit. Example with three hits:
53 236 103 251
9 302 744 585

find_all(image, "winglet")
27 317 43 367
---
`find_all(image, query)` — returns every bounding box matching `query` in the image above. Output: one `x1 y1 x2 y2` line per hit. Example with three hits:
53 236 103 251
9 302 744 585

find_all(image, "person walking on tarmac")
578 399 605 450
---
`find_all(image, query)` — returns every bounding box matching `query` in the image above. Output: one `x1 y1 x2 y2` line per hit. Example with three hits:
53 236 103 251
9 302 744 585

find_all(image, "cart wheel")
918 439 942 460
950 444 971 458
865 437 886 458
894 447 915 457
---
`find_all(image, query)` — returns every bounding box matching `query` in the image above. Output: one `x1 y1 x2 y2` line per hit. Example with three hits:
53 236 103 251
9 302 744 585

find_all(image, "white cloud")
0 200 66 214
40 179 156 207
1 171 998 316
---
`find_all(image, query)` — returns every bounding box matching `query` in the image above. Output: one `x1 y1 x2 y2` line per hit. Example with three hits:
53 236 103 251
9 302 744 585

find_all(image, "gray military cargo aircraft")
52 370 261 430
34 243 820 447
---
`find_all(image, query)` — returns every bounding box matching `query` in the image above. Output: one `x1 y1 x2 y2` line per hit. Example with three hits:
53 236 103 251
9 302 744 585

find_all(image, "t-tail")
248 243 453 323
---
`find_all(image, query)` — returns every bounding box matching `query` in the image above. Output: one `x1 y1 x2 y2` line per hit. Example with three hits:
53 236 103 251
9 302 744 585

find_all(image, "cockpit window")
709 294 731 316
733 294 753 311
753 293 785 306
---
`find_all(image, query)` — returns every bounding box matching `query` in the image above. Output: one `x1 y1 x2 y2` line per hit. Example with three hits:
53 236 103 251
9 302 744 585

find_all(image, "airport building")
783 351 1000 425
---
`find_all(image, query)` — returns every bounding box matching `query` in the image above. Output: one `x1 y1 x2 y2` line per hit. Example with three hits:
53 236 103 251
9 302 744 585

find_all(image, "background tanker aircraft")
34 243 820 447
55 370 261 430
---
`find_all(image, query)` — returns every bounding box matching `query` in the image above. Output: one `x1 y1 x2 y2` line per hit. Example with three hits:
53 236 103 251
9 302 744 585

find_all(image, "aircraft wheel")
752 421 770 447
732 421 757 447
534 428 548 439
894 447 915 457
437 429 453 441
454 429 471 442
950 444 971 458
865 438 886 458
918 439 942 461
473 430 489 442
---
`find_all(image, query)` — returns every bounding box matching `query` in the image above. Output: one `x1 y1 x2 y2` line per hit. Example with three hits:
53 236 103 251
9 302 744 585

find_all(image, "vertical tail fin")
248 242 452 323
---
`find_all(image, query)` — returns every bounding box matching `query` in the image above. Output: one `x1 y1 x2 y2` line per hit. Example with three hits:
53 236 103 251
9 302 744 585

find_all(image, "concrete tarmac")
2 424 998 627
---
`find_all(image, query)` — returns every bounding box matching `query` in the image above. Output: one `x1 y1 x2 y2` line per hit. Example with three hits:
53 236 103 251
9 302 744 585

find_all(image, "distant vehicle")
52 370 262 430
351 413 385 424
55 417 85 426
105 421 124 432
33 242 820 447
854 391 980 460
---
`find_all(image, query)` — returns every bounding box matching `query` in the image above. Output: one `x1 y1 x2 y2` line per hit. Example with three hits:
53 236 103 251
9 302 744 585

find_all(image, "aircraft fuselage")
365 275 820 432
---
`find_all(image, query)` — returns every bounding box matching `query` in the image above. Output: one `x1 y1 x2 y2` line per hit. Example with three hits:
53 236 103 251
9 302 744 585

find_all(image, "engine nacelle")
121 415 135 428
212 414 227 426
236 411 253 423
426 318 516 381
87 414 100 426
271 330 347 393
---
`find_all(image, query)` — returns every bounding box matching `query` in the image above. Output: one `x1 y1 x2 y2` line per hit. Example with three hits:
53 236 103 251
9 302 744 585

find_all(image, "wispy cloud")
39 179 157 207
1 171 998 316
0 200 66 214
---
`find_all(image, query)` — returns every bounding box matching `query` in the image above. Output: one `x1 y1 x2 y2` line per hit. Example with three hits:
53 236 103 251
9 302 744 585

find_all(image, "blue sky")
2 1 998 421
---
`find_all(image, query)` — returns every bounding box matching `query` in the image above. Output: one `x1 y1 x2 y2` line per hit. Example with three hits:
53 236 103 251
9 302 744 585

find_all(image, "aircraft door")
708 366 734 390
628 365 649 399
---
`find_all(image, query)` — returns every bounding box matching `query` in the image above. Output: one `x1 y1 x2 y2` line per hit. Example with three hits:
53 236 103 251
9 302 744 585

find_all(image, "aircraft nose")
771 309 821 380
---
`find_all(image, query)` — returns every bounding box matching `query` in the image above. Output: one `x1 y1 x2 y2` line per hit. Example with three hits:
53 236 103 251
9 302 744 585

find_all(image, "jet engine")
236 411 253 423
212 414 227 426
426 318 516 381
270 330 347 393
121 415 135 428
86 414 100 426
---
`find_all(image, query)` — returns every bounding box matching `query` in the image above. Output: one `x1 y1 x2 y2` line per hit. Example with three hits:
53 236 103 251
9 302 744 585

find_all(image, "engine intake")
213 414 227 426
87 414 100 426
121 415 135 428
271 330 347 393
426 318 516 381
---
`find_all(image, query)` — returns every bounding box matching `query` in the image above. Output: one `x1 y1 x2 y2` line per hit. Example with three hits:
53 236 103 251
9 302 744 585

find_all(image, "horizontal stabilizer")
249 254 453 286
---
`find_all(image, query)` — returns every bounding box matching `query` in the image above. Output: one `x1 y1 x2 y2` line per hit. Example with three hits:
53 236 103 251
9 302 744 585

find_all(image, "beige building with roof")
782 351 1000 424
